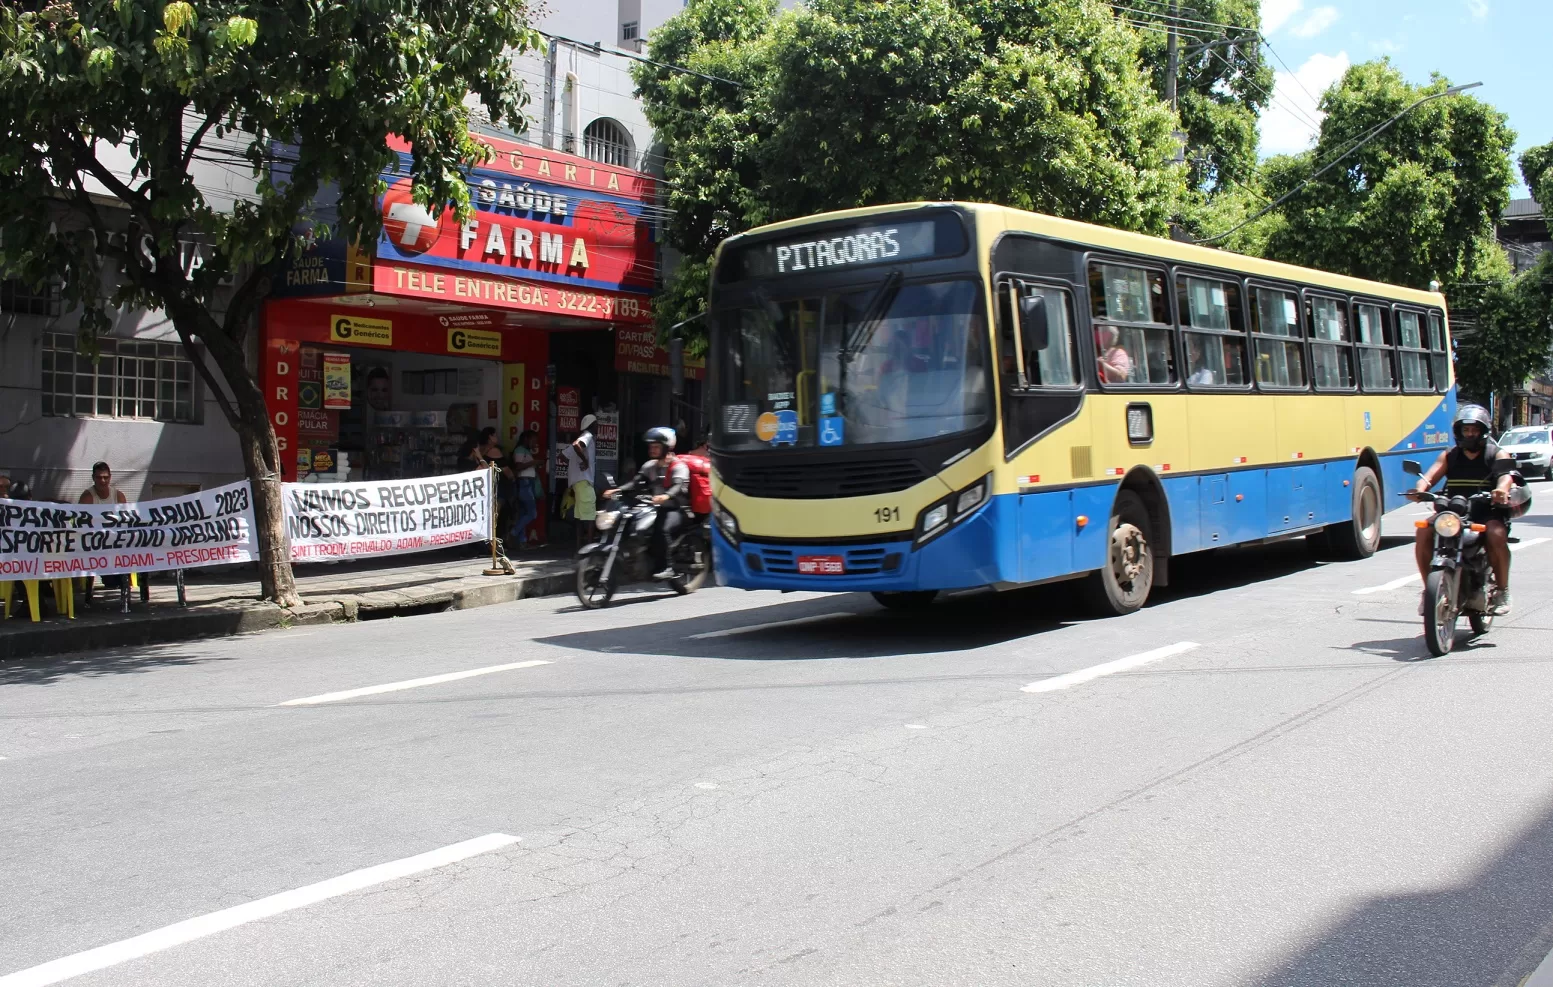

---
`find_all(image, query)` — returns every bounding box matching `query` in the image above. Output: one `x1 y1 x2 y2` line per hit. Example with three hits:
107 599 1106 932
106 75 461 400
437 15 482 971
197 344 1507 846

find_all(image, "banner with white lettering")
0 482 259 579
282 469 491 561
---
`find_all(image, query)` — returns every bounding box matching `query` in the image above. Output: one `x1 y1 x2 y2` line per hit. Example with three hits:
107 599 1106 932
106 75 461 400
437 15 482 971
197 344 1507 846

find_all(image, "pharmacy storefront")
263 134 667 491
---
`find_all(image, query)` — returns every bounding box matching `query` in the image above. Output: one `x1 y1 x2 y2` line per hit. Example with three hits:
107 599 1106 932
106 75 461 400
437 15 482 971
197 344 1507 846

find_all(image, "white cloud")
1260 51 1351 157
1290 5 1340 38
1466 0 1489 19
1262 0 1303 34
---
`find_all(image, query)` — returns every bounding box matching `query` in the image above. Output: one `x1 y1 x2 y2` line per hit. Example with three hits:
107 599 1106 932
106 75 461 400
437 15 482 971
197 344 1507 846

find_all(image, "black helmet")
644 426 677 450
1453 404 1491 453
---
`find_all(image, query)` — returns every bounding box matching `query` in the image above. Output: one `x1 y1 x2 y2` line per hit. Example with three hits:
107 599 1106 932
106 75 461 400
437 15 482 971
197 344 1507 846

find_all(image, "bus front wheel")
872 591 938 611
1081 490 1155 617
1324 465 1382 560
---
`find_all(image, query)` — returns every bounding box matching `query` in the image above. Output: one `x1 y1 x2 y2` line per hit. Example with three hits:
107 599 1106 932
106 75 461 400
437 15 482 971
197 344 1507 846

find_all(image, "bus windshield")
715 279 992 451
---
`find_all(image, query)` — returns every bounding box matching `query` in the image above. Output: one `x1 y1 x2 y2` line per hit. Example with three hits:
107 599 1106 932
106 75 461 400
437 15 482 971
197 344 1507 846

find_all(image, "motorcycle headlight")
1433 512 1462 538
595 511 619 531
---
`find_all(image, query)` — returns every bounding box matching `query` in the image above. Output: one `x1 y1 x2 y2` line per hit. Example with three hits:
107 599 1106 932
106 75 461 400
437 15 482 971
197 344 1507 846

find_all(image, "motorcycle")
575 482 712 609
1401 459 1517 656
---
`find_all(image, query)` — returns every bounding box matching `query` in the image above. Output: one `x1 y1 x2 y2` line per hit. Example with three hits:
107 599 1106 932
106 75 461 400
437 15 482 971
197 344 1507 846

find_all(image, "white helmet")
644 426 677 450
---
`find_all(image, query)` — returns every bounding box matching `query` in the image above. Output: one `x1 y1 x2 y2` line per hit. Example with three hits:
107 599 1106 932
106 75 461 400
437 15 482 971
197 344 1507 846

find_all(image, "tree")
636 0 1184 344
1259 60 1515 289
1453 141 1553 411
0 1 539 605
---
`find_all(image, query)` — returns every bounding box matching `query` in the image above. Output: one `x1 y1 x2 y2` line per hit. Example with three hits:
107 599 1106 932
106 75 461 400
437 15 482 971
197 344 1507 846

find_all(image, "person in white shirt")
563 414 598 530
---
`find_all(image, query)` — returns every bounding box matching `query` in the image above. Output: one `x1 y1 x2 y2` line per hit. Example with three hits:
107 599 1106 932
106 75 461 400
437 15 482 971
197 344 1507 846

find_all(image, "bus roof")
721 201 1448 310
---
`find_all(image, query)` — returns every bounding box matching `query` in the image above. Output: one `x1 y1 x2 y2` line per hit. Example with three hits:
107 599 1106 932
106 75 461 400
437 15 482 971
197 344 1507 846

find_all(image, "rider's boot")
1490 588 1513 615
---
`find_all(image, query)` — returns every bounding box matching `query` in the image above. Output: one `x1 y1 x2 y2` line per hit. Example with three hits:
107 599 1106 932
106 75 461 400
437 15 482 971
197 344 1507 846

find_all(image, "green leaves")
1259 61 1515 292
639 0 1186 338
162 2 195 33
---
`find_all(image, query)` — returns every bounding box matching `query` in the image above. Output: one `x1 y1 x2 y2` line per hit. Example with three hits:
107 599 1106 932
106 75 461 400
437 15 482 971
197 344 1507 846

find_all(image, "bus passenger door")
997 279 1087 583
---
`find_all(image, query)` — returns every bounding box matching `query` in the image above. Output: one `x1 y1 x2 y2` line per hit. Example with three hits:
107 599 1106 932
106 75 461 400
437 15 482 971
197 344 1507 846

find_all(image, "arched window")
583 118 634 169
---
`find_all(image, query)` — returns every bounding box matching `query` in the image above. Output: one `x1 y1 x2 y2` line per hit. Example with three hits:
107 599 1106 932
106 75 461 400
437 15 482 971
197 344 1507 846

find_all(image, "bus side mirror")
1402 460 1422 476
669 337 685 397
1018 294 1049 351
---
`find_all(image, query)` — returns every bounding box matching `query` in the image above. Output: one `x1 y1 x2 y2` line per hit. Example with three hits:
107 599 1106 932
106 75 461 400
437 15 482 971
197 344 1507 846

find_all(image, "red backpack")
678 453 713 514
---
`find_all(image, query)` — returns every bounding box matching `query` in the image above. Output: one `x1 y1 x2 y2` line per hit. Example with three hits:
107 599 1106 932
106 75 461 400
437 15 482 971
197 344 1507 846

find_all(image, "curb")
0 566 575 662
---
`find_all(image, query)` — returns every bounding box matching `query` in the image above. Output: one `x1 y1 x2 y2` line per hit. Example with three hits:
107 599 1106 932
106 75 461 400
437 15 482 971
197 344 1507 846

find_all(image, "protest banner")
0 482 259 578
282 468 492 561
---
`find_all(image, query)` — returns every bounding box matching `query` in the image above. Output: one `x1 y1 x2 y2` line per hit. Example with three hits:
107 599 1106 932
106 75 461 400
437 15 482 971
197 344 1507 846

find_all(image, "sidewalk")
0 546 576 661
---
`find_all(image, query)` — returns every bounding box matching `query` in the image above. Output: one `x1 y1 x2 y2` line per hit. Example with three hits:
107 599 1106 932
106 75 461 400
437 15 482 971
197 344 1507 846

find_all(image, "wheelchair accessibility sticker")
819 415 845 447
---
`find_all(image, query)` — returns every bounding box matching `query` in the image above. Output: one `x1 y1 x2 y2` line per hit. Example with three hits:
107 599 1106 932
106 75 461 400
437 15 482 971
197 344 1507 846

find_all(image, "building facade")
1 0 692 510
1500 196 1552 425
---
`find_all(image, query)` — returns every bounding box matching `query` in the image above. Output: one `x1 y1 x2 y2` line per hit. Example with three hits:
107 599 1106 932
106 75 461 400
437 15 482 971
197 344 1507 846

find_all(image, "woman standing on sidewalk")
508 429 540 550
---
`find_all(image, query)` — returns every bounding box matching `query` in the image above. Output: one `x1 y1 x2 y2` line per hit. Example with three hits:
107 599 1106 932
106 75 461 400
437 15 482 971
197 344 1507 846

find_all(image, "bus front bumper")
711 502 1008 593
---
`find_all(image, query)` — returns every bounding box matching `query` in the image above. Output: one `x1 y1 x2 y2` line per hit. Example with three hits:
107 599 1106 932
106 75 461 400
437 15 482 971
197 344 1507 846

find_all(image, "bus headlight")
916 473 992 546
1433 512 1462 538
921 504 949 536
712 500 740 545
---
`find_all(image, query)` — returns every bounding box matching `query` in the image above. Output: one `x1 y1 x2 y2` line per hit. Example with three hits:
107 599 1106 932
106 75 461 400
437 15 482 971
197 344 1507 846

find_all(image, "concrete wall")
0 298 245 504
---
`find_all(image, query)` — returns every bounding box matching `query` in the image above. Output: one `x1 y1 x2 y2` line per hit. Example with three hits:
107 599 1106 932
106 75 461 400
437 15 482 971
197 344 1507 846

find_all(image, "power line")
1200 82 1484 244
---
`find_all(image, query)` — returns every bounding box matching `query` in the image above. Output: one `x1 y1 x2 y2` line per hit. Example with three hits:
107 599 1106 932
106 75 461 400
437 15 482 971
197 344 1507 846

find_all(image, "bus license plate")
797 555 845 575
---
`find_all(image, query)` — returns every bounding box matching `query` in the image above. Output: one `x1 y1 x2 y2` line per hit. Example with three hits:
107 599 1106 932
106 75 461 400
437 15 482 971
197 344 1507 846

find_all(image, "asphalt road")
5 493 1553 987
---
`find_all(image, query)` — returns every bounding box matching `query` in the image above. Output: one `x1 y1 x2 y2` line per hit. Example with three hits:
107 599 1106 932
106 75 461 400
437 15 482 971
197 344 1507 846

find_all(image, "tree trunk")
235 409 302 608
168 299 302 608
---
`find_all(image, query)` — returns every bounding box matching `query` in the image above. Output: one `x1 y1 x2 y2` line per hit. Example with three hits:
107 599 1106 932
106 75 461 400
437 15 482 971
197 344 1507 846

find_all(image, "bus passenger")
1096 326 1131 383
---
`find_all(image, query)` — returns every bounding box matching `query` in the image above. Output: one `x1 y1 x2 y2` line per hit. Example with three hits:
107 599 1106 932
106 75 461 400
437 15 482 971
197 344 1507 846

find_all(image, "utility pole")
541 38 559 150
1165 1 1179 112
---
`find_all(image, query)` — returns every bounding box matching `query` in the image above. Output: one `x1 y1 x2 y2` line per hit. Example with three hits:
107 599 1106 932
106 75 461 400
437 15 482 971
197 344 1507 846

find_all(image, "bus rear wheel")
1324 465 1382 560
1081 490 1154 617
872 591 937 611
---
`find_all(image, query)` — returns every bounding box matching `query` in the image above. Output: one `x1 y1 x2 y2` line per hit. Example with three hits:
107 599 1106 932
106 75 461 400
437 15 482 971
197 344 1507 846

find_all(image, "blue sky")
1258 0 1550 196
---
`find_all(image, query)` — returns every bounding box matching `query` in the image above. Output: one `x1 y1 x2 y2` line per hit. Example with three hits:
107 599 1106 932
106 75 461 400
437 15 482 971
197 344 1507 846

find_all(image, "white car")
1498 426 1553 480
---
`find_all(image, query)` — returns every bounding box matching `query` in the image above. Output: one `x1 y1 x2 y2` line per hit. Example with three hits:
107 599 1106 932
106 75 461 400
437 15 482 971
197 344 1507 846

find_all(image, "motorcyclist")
602 426 690 581
1408 404 1517 614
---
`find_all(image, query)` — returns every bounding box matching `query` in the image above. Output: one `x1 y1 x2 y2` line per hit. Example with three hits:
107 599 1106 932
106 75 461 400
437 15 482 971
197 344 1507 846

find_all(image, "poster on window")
0 482 259 578
281 468 492 561
323 352 352 410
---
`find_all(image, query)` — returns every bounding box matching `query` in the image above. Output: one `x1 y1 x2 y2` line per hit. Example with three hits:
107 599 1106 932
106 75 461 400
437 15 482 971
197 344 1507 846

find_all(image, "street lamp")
1199 81 1483 245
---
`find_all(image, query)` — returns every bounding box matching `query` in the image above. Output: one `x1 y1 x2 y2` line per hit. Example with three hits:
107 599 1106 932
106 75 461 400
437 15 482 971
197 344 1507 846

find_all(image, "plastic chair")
51 578 75 619
1 580 43 622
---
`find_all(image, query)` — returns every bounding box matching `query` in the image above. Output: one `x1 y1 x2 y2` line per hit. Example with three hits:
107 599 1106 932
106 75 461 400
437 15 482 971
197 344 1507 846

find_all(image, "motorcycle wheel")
576 554 614 609
1422 568 1458 657
667 532 711 596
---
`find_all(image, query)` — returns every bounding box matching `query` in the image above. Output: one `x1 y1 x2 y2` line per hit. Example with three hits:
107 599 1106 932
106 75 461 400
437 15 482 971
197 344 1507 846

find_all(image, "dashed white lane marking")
1354 574 1421 595
688 612 856 640
276 661 551 706
1353 537 1551 595
904 724 928 730
0 833 519 987
1021 642 1200 694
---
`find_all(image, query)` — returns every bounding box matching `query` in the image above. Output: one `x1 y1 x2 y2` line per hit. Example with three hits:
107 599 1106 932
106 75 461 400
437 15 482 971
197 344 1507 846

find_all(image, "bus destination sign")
730 214 963 281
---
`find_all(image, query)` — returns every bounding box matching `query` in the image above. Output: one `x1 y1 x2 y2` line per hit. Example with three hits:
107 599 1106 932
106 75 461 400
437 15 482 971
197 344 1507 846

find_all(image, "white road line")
1354 574 1421 595
276 661 551 706
688 612 856 640
0 833 518 987
1353 537 1550 596
1021 642 1200 694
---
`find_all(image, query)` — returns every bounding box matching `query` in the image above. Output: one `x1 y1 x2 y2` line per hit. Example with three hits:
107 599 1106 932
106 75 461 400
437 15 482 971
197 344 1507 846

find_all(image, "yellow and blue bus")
705 203 1454 614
